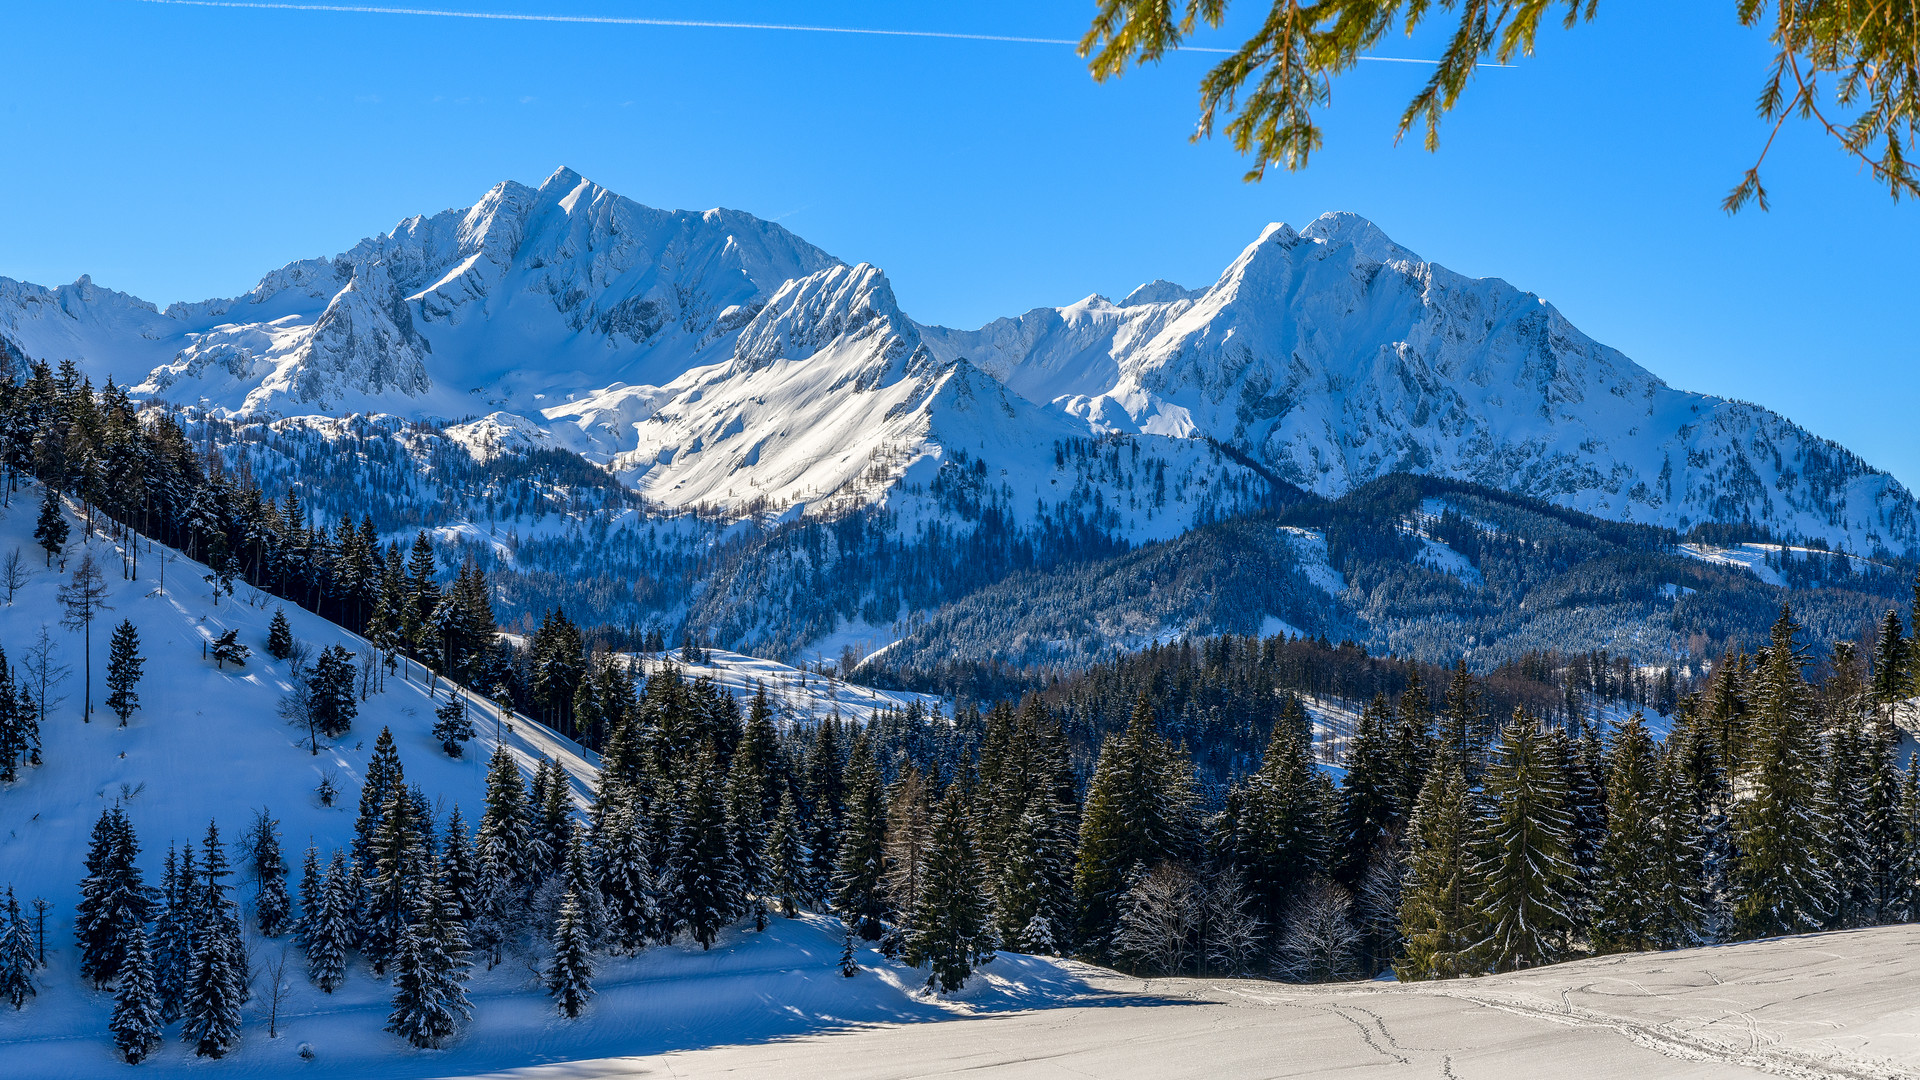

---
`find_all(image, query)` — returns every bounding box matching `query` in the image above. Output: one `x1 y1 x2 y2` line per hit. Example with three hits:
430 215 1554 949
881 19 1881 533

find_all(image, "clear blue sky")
5 1 1917 488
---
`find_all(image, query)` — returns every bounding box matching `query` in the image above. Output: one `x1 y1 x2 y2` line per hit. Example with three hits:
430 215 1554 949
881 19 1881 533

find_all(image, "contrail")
123 0 1508 65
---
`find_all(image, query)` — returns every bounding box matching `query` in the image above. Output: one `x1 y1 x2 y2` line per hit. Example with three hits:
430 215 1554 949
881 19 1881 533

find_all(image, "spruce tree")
666 742 739 949
532 757 574 883
764 788 816 918
109 922 163 1063
1859 717 1908 925
599 804 660 952
1337 693 1400 885
295 843 323 948
355 726 403 866
1227 719 1331 935
363 782 427 975
905 786 995 993
440 805 481 925
1073 695 1196 949
267 607 294 662
544 889 595 1019
479 744 533 895
833 733 889 940
104 619 142 725
181 821 246 1059
385 869 472 1049
1395 760 1478 980
305 851 353 993
152 843 196 1020
434 694 475 757
1648 740 1710 948
0 887 36 1009
1734 606 1834 939
994 801 1074 953
33 486 66 565
1591 712 1663 953
1473 712 1576 972
245 807 293 938
75 805 148 989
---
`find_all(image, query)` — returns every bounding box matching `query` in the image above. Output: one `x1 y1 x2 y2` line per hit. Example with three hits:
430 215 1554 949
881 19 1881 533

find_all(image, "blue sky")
4 1 1917 488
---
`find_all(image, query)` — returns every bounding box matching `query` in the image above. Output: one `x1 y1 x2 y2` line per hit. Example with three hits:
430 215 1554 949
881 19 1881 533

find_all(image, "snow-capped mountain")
1 171 1912 554
921 213 1916 551
0 167 835 418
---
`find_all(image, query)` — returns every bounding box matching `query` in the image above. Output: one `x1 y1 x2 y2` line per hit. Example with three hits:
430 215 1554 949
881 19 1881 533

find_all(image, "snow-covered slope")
534 923 1920 1080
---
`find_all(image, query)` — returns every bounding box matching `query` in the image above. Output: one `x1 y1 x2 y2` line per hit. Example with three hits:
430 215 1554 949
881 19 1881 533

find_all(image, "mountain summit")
0 171 1910 552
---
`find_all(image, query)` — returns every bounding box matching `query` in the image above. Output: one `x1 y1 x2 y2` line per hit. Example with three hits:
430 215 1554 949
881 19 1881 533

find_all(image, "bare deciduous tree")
1276 877 1362 984
258 945 292 1039
1113 861 1201 976
1 548 29 605
58 552 112 721
23 625 69 729
1201 867 1264 976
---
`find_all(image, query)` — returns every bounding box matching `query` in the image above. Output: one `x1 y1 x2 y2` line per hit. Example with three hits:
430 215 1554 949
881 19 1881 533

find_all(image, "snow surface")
621 647 945 728
1277 526 1345 597
490 923 1920 1079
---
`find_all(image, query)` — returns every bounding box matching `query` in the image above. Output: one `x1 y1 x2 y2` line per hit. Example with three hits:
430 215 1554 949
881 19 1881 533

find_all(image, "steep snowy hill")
922 213 1916 552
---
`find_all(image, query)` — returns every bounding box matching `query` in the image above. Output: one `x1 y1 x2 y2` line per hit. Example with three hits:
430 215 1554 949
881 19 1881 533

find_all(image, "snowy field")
464 924 1920 1080
621 648 946 728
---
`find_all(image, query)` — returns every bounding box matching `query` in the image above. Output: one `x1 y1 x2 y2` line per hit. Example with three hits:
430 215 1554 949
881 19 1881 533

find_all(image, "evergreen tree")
1734 607 1834 938
764 788 816 918
305 851 353 993
109 922 163 1063
245 807 293 938
33 486 66 565
0 888 36 1009
1395 760 1478 980
905 786 995 993
1647 739 1711 948
434 694 474 757
478 744 533 895
994 801 1074 953
267 607 294 662
531 757 574 883
1439 659 1483 776
1225 718 1330 936
1871 608 1910 711
152 843 196 1021
1073 695 1195 949
75 805 148 989
833 733 888 940
1473 712 1577 972
440 805 481 926
363 781 427 975
354 726 403 866
1337 693 1400 884
103 619 142 725
666 742 739 949
309 645 359 737
295 843 323 948
599 804 659 953
385 870 472 1049
544 889 595 1019
181 821 246 1059
1591 712 1663 953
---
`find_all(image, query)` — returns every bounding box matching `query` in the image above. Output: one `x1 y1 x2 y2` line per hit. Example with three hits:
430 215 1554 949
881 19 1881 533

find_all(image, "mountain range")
2 166 1910 553
1 167 1912 666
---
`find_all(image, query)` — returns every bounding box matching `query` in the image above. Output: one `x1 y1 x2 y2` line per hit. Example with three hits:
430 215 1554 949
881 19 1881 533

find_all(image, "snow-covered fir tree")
904 786 995 993
543 888 594 1019
108 921 163 1063
103 619 142 725
181 820 247 1059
